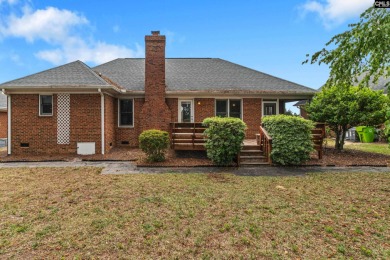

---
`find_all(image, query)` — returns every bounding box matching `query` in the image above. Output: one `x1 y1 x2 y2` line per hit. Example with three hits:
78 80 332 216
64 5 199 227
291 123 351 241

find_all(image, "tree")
307 86 389 150
304 6 390 89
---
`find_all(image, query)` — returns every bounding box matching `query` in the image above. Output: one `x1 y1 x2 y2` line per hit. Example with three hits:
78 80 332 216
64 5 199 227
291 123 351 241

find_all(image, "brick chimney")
140 31 171 131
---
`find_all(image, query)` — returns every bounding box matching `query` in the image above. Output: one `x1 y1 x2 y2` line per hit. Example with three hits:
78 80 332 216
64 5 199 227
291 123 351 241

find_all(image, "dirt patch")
306 147 390 166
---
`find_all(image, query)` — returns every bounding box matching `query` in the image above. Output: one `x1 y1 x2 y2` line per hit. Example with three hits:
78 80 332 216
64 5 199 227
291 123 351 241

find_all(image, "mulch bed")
136 150 216 167
0 146 389 167
305 147 390 166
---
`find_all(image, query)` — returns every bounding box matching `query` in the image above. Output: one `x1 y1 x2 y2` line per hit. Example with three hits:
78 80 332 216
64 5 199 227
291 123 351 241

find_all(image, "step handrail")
259 126 272 164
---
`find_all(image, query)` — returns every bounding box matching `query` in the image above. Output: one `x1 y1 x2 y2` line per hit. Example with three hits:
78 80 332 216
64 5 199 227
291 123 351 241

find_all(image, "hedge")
139 129 170 162
203 117 247 166
262 115 314 165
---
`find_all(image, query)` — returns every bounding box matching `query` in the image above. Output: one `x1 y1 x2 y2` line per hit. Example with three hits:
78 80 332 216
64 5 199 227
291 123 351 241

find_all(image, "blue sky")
0 0 372 92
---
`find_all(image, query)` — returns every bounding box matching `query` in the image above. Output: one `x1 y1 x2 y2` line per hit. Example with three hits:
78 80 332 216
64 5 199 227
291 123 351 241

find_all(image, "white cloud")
301 0 372 27
0 5 142 65
0 6 88 43
36 39 144 65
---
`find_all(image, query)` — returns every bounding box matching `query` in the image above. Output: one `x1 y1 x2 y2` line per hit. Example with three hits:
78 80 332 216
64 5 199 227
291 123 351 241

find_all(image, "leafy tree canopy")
304 6 390 89
307 86 389 150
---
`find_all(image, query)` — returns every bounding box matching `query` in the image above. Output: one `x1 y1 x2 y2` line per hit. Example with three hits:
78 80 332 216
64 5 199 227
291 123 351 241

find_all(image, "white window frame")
178 99 194 123
215 99 243 119
262 99 279 117
39 94 53 116
118 98 134 128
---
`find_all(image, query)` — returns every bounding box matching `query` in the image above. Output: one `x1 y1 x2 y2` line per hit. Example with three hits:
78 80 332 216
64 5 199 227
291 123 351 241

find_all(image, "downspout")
98 89 105 155
2 89 11 155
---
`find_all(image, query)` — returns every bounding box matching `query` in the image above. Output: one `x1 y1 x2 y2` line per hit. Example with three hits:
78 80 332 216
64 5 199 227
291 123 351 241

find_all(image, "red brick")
243 98 262 138
0 111 7 138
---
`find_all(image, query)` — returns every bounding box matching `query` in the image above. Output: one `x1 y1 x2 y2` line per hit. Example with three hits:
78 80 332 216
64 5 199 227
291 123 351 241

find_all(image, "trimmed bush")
203 117 247 166
262 115 314 165
139 129 169 162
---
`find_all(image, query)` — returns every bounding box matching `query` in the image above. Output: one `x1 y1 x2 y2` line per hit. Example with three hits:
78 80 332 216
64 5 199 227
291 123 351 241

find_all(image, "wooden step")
240 150 263 155
241 145 261 151
239 155 266 159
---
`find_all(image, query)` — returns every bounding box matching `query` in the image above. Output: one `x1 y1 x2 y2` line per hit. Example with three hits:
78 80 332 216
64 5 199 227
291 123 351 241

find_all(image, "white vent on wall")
57 93 70 144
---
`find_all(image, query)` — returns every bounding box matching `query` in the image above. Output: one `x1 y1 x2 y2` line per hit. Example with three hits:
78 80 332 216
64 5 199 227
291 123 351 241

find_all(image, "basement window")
39 95 53 116
118 99 134 127
20 143 29 148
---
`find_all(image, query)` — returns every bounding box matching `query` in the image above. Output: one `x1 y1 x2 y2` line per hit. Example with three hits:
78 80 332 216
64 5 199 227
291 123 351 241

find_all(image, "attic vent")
121 141 130 145
20 143 29 148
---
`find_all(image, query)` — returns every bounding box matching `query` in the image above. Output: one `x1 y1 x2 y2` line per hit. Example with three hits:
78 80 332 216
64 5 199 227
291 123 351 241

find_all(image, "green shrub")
262 115 314 165
203 117 247 166
139 130 169 162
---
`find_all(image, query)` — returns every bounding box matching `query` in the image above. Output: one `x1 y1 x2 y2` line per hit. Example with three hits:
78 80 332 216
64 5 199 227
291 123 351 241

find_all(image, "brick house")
0 31 316 155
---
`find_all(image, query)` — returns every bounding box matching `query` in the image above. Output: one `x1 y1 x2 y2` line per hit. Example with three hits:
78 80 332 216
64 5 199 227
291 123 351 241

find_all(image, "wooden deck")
170 122 326 165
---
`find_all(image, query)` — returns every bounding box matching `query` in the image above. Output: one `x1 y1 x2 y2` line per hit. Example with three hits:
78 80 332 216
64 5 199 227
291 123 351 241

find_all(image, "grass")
0 168 389 259
326 138 390 155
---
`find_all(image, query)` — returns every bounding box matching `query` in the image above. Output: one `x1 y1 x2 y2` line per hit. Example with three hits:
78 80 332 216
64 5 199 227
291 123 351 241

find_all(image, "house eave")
2 85 121 95
165 90 316 99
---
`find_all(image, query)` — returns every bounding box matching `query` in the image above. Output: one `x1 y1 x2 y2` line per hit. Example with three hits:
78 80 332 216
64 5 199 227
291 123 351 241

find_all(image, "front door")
179 100 194 123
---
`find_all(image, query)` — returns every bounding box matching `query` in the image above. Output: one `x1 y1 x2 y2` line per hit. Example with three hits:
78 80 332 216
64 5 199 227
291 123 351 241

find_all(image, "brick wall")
70 94 101 154
0 111 7 138
243 98 262 138
194 98 215 122
11 94 102 155
166 98 178 122
115 98 144 147
104 95 116 153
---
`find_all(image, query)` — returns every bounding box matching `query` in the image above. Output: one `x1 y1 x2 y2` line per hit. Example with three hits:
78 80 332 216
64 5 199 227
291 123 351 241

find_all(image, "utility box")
77 142 96 155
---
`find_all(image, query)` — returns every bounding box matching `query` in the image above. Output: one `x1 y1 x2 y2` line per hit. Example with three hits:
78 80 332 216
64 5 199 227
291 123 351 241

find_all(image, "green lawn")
0 168 389 259
326 139 390 155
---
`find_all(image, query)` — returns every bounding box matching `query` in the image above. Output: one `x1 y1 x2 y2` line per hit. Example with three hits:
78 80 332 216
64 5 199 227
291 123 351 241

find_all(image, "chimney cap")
151 31 160 35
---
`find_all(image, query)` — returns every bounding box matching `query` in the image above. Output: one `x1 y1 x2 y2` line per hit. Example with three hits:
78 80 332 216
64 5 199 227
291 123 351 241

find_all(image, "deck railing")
170 122 206 150
312 123 326 159
258 126 273 164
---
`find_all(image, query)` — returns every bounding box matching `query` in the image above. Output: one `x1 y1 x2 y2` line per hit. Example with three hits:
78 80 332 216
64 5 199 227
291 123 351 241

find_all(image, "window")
118 99 133 127
263 101 278 116
215 99 241 118
39 95 53 116
216 100 228 117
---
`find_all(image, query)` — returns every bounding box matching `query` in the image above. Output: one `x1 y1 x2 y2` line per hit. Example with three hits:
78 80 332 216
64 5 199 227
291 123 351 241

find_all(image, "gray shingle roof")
0 93 7 109
293 100 308 107
368 76 389 94
0 60 109 88
94 58 316 94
